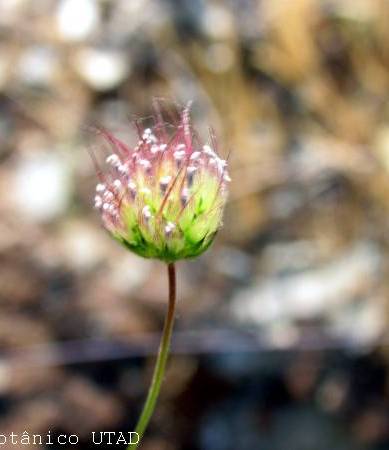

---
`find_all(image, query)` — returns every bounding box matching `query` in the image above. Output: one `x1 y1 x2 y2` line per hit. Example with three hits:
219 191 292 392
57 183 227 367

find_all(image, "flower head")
93 102 230 262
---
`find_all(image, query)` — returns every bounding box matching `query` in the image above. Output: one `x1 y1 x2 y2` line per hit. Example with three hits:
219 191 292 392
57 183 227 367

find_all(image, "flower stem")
128 262 177 449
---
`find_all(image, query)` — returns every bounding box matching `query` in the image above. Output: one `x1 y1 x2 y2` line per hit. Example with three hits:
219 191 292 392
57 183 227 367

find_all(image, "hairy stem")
128 263 177 449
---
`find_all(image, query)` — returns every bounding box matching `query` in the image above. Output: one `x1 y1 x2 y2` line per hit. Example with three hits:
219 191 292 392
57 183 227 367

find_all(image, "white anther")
190 151 201 160
174 150 186 160
187 166 197 174
223 173 231 182
117 164 129 175
94 195 103 208
106 154 120 166
165 221 176 236
113 179 122 189
140 187 151 196
176 144 186 150
148 134 157 144
214 157 227 173
138 159 151 170
160 175 171 194
181 187 190 205
151 144 159 154
104 191 114 201
143 129 156 143
102 203 110 211
209 158 217 166
203 144 216 156
127 181 137 199
142 205 152 220
159 144 167 151
160 175 172 185
96 183 106 192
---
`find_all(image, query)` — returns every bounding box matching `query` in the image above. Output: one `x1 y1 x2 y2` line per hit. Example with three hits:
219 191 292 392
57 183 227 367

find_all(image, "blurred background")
1 0 389 448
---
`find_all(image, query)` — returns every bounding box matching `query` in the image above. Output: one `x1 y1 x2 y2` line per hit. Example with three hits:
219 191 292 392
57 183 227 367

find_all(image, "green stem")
128 262 177 449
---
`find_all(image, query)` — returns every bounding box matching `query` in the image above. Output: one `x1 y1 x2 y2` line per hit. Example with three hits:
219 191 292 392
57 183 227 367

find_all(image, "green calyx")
111 172 224 262
114 227 217 262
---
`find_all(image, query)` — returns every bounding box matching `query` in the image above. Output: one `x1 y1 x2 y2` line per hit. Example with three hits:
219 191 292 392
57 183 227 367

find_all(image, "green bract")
94 104 230 262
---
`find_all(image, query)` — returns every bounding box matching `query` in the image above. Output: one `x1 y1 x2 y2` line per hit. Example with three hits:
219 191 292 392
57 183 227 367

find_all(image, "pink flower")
92 102 230 261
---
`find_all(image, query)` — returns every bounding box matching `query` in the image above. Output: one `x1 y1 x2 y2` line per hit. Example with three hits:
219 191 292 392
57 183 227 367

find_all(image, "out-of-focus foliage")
0 0 389 449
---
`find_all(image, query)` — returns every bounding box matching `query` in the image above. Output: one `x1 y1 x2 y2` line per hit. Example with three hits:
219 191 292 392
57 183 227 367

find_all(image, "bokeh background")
1 0 389 448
